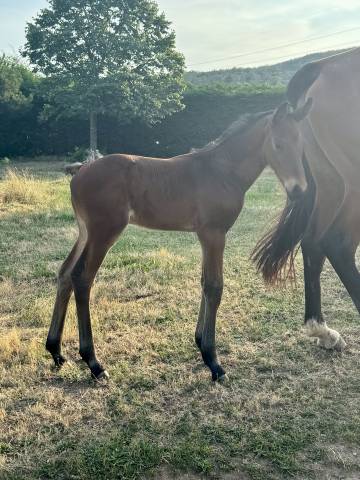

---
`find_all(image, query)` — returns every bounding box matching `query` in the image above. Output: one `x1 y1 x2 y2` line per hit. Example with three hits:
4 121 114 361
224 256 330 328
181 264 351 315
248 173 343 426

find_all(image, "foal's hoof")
91 369 110 381
211 366 227 382
53 354 66 368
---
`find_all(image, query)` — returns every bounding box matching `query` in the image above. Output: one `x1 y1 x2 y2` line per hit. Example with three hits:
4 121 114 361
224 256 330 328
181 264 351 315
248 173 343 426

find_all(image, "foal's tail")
251 162 315 284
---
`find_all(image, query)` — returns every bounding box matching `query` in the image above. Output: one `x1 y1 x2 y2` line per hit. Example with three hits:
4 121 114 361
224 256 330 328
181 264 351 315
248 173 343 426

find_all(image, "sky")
0 0 360 71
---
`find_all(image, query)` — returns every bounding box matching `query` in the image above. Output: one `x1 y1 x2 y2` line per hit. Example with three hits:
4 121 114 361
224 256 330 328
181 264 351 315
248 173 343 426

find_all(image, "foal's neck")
219 115 269 191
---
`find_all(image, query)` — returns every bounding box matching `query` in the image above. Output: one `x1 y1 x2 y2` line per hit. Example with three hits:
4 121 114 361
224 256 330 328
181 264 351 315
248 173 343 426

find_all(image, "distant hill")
185 49 349 86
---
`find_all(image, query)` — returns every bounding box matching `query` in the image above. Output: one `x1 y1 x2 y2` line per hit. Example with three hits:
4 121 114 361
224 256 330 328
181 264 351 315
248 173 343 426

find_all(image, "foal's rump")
70 154 134 233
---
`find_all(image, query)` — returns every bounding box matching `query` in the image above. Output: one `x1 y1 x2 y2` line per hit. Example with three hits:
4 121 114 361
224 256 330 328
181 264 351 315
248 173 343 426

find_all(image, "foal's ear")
291 97 313 122
272 102 290 125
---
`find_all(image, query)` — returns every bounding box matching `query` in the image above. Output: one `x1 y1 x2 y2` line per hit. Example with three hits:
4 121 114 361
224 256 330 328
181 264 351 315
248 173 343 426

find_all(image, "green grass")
0 162 359 480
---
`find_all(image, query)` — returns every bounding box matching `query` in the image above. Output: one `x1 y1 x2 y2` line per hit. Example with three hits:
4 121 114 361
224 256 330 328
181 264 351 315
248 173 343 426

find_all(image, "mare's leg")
71 221 127 379
324 232 360 313
323 228 360 315
301 238 345 349
302 239 325 324
197 228 226 381
46 225 87 366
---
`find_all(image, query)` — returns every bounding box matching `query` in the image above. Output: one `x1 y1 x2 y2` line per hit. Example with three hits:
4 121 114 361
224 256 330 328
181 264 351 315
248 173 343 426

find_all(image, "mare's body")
254 47 360 349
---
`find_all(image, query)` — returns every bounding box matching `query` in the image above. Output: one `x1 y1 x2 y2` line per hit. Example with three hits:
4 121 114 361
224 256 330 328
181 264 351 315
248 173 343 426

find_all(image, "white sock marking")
306 319 346 350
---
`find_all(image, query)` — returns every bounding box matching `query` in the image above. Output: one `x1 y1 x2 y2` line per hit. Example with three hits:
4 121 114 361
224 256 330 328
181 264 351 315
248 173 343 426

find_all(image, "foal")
46 99 312 381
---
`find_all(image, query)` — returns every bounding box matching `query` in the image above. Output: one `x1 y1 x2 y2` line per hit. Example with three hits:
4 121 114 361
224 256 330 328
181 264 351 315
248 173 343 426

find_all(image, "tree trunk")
89 110 97 162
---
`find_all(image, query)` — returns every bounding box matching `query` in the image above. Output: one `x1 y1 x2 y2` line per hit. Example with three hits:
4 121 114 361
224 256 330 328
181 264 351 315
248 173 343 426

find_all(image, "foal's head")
264 98 313 200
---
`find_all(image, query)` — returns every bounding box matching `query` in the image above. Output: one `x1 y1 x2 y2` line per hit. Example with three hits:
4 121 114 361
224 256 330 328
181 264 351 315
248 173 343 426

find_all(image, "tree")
0 55 37 107
22 0 185 159
0 56 42 157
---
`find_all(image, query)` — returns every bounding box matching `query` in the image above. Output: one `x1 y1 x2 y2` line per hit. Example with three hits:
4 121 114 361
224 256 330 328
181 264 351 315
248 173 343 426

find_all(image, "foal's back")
70 152 244 233
71 153 202 232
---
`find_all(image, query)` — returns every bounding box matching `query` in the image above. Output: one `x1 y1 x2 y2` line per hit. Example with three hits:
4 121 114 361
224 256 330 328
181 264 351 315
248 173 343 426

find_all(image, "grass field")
0 162 359 480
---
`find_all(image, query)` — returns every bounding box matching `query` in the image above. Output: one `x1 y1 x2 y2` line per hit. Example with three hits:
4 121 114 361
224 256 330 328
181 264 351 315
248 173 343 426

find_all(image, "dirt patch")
297 443 360 480
144 466 250 480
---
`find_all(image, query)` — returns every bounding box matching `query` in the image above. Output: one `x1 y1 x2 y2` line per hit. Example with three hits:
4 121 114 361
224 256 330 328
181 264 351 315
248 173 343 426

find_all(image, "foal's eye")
275 143 283 151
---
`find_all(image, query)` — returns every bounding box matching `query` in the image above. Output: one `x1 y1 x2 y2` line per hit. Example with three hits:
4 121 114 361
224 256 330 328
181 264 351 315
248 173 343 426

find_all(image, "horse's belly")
128 208 197 232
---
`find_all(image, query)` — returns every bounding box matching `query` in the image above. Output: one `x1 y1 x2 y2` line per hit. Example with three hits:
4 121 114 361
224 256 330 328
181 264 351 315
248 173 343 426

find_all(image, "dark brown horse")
253 48 360 351
46 99 312 381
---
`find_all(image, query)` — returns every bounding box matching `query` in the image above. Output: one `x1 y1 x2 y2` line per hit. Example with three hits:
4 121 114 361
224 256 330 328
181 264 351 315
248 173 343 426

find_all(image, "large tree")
22 0 185 159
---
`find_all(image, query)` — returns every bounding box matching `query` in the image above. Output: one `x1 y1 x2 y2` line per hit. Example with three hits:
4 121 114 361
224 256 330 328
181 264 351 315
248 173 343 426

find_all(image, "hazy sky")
1 0 359 71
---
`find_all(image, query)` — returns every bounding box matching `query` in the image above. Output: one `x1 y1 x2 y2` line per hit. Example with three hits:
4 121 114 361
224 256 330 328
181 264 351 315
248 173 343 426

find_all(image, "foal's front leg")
196 229 226 381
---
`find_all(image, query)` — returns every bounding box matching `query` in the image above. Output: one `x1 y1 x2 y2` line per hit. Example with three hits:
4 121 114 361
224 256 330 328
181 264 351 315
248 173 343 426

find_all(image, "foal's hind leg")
197 228 226 381
301 239 345 350
46 224 87 367
71 221 127 379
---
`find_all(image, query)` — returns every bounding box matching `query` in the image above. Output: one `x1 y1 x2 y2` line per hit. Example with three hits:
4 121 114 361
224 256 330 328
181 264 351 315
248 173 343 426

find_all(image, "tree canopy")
0 55 37 107
0 57 284 159
22 0 185 157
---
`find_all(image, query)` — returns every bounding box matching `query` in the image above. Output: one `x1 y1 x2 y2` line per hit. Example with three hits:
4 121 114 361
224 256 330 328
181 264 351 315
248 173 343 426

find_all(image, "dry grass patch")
0 329 21 363
0 328 45 367
1 163 360 480
20 296 55 327
0 168 51 206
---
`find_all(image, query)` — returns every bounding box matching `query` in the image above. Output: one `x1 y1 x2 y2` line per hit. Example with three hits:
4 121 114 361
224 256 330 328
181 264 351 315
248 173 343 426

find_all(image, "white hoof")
306 319 346 351
99 370 110 380
93 370 110 381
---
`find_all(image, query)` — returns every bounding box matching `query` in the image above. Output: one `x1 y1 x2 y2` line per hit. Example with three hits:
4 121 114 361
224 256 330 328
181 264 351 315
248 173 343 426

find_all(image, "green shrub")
70 146 88 163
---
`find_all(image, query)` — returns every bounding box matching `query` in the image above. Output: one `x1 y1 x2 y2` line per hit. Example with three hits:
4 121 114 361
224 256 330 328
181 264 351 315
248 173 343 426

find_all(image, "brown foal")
46 99 312 381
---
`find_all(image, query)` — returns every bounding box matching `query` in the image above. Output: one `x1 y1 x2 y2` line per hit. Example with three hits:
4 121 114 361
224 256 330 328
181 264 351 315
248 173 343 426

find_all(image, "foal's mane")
191 110 271 154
